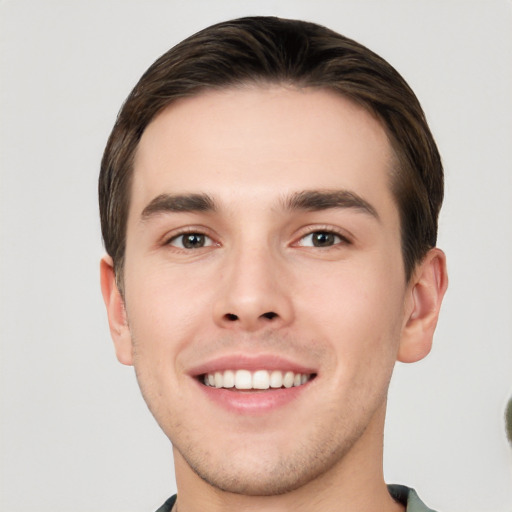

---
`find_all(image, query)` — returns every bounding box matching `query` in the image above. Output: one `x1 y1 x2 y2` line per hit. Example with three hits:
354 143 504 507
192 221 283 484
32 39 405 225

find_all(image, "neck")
171 406 404 512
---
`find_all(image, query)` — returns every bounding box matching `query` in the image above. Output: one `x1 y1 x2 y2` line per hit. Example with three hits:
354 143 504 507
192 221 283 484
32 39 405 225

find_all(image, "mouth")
189 355 317 413
201 369 315 390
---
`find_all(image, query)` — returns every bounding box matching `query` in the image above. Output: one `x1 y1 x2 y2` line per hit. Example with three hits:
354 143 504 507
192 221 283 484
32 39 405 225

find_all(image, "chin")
190 459 319 496
175 428 360 497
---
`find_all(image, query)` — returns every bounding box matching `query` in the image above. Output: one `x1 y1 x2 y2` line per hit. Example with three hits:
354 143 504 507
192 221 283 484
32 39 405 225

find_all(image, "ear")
398 248 448 363
100 255 133 366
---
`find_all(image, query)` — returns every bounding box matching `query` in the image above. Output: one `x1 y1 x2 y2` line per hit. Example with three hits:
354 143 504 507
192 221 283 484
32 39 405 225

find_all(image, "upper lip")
187 353 317 377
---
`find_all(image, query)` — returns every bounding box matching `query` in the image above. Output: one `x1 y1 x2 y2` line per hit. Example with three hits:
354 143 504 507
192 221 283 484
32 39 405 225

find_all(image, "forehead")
130 86 395 217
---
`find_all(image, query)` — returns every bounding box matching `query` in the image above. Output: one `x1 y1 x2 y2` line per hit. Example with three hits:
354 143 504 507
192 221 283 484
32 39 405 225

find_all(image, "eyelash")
165 229 216 250
293 226 351 249
164 226 351 251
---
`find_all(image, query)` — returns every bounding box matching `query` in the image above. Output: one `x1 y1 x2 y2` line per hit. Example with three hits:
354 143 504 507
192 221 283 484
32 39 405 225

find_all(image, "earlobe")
100 255 133 366
398 248 448 363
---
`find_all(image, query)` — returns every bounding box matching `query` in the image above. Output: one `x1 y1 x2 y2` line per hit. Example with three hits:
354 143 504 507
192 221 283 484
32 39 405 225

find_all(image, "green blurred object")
506 396 512 445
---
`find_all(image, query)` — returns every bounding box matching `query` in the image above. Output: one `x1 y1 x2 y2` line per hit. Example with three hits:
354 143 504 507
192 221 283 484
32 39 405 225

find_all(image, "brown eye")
311 232 337 247
169 233 212 249
299 231 343 247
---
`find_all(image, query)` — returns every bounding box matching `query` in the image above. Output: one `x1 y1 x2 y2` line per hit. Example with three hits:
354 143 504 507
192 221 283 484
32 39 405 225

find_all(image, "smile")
202 369 314 390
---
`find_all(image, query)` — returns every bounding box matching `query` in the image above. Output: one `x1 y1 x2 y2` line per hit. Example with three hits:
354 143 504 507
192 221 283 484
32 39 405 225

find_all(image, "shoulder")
154 494 177 512
388 484 438 512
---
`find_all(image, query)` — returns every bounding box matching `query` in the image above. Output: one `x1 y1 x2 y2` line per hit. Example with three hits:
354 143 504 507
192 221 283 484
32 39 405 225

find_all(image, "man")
99 16 448 512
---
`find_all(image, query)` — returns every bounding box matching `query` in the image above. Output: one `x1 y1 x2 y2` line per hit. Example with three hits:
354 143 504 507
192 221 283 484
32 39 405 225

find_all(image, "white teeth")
223 369 235 388
270 370 283 388
235 370 252 390
252 370 270 390
203 369 312 390
283 371 294 388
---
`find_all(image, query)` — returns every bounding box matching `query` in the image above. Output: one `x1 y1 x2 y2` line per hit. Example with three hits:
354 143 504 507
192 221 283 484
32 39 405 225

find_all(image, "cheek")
123 258 225 391
299 262 405 363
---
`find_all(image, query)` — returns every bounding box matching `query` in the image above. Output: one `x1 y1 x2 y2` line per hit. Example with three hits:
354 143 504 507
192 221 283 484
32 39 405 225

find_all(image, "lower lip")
196 379 312 415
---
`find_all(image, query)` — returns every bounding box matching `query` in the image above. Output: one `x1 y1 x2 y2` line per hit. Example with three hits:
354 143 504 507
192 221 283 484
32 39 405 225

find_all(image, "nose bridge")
214 233 293 330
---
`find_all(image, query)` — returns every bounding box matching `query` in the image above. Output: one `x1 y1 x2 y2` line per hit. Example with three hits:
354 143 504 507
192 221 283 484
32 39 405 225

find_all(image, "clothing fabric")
388 484 438 512
154 484 437 512
155 494 176 512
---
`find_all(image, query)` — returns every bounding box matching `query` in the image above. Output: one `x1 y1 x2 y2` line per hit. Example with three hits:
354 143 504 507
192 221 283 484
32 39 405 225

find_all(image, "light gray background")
1 1 511 511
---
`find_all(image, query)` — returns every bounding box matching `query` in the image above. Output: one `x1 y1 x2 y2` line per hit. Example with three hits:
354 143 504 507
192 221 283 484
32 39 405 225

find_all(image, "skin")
101 86 447 512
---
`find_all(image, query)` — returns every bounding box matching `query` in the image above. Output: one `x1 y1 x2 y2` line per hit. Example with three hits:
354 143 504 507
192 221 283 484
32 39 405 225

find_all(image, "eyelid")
292 225 352 247
162 226 220 247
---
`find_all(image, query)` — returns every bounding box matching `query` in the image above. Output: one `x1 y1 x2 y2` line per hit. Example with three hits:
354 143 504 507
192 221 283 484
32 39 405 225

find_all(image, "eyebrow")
140 189 379 222
282 190 379 219
140 193 216 220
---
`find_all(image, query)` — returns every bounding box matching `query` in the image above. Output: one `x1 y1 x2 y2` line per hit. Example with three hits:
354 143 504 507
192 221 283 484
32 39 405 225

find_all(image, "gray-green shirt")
388 485 438 512
155 485 438 511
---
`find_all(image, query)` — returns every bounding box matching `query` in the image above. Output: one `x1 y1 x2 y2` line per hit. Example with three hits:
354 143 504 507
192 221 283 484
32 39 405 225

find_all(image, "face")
110 86 419 495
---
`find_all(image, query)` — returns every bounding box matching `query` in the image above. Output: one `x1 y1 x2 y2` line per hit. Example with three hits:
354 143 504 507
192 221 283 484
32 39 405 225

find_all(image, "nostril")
225 313 238 321
261 311 278 320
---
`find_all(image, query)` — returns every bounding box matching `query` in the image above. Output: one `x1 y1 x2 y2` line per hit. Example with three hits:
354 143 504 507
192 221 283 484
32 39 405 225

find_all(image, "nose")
213 244 294 332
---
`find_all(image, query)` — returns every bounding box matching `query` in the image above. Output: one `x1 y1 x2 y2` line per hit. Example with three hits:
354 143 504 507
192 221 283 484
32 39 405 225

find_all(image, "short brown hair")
99 16 443 288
